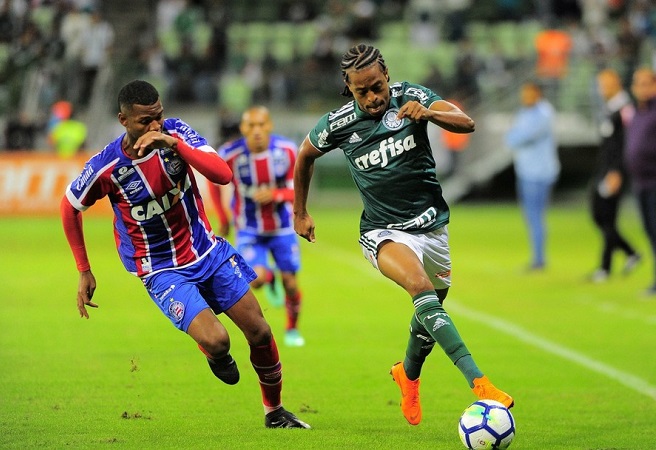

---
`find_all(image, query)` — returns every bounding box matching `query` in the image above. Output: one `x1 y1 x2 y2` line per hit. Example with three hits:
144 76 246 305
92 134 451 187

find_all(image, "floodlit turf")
1 198 654 449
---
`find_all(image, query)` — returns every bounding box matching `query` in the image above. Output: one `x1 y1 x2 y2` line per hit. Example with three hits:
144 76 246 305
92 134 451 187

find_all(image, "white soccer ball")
458 399 515 449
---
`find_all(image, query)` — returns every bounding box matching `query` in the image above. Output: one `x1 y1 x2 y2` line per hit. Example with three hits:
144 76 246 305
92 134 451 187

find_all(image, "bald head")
631 67 656 105
240 106 273 153
596 69 623 101
520 82 542 107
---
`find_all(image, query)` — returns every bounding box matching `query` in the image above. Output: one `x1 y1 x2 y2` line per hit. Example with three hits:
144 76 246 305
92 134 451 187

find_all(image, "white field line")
446 301 656 401
315 242 656 401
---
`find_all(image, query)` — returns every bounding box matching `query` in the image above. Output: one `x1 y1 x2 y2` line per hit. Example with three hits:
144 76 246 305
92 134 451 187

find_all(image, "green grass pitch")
1 199 654 449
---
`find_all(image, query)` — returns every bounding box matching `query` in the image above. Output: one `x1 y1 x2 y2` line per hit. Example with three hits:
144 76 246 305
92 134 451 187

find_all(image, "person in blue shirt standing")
505 81 560 270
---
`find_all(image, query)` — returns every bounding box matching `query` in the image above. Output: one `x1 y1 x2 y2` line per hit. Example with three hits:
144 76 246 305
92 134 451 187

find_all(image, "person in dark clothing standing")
589 69 640 283
626 67 656 296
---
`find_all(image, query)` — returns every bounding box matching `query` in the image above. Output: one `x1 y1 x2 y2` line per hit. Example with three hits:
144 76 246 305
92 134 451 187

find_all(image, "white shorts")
359 226 452 290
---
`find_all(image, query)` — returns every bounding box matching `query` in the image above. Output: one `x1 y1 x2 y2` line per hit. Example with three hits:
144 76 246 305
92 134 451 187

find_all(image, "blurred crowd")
1 0 111 151
3 0 656 149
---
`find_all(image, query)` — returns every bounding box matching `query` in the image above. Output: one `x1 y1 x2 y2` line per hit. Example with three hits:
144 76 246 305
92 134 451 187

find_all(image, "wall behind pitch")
0 152 213 217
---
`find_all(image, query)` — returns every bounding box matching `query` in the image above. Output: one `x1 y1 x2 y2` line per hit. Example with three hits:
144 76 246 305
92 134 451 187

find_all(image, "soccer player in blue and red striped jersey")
208 106 305 347
60 80 309 429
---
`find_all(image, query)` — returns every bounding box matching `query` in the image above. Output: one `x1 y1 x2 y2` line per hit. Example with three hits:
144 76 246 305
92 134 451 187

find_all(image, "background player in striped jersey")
209 106 305 347
293 44 514 425
60 80 309 429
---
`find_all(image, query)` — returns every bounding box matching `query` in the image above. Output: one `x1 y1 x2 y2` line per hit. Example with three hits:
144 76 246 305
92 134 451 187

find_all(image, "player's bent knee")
404 275 435 296
246 320 273 347
198 335 231 359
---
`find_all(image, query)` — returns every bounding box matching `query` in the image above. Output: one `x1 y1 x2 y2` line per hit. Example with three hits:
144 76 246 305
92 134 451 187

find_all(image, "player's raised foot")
390 361 422 425
472 375 514 409
206 354 240 385
284 328 305 347
265 271 284 308
265 407 311 429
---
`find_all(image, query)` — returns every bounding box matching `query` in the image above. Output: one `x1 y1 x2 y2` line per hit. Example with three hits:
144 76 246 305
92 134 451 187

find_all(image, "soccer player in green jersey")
293 43 514 425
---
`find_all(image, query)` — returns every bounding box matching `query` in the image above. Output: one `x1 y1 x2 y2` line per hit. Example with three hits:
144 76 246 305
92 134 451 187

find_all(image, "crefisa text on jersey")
354 134 416 170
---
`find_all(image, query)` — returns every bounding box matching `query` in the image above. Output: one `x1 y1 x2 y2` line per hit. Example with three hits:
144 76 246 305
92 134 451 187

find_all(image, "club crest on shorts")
382 109 403 130
169 300 185 322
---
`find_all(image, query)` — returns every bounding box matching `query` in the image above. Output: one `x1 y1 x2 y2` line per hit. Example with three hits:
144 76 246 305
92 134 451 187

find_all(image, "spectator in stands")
588 68 640 283
480 39 512 99
580 0 609 32
553 0 582 21
0 0 18 43
496 0 524 22
534 20 573 105
452 37 482 108
78 8 114 107
444 0 472 42
4 111 39 150
9 20 44 77
422 62 450 95
407 0 444 46
172 0 205 41
47 100 87 158
625 67 656 296
59 2 90 106
156 0 186 35
505 81 560 271
344 0 378 42
166 37 200 103
616 15 643 89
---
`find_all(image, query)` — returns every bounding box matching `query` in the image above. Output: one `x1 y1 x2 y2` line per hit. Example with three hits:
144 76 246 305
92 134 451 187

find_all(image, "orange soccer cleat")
472 375 515 409
390 362 422 425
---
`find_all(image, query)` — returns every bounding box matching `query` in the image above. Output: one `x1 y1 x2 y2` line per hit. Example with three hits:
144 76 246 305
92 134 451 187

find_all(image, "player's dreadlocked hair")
340 44 388 97
118 80 160 113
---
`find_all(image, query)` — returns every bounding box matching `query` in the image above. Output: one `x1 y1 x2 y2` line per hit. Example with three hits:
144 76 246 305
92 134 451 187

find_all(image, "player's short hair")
340 44 388 97
117 80 159 113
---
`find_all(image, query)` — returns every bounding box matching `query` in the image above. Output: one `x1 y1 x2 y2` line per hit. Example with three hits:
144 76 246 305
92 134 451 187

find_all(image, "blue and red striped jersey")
65 118 221 277
218 134 296 235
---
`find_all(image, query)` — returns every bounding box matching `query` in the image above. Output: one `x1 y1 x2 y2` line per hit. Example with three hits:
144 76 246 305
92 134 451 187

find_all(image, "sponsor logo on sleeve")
330 112 356 131
404 87 429 103
317 129 329 148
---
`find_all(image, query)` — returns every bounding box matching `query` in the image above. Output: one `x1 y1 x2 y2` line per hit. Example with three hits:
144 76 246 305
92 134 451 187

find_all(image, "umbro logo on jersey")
348 132 362 143
126 180 141 191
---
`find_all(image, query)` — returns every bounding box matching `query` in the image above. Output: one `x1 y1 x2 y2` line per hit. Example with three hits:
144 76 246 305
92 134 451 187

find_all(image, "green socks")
405 290 483 385
403 313 436 380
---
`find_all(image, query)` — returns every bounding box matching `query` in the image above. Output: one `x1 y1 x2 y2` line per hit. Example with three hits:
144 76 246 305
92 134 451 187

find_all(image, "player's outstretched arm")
60 196 98 318
293 137 323 243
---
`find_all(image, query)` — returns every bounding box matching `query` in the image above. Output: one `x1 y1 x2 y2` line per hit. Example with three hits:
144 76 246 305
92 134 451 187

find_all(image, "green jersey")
308 81 450 235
